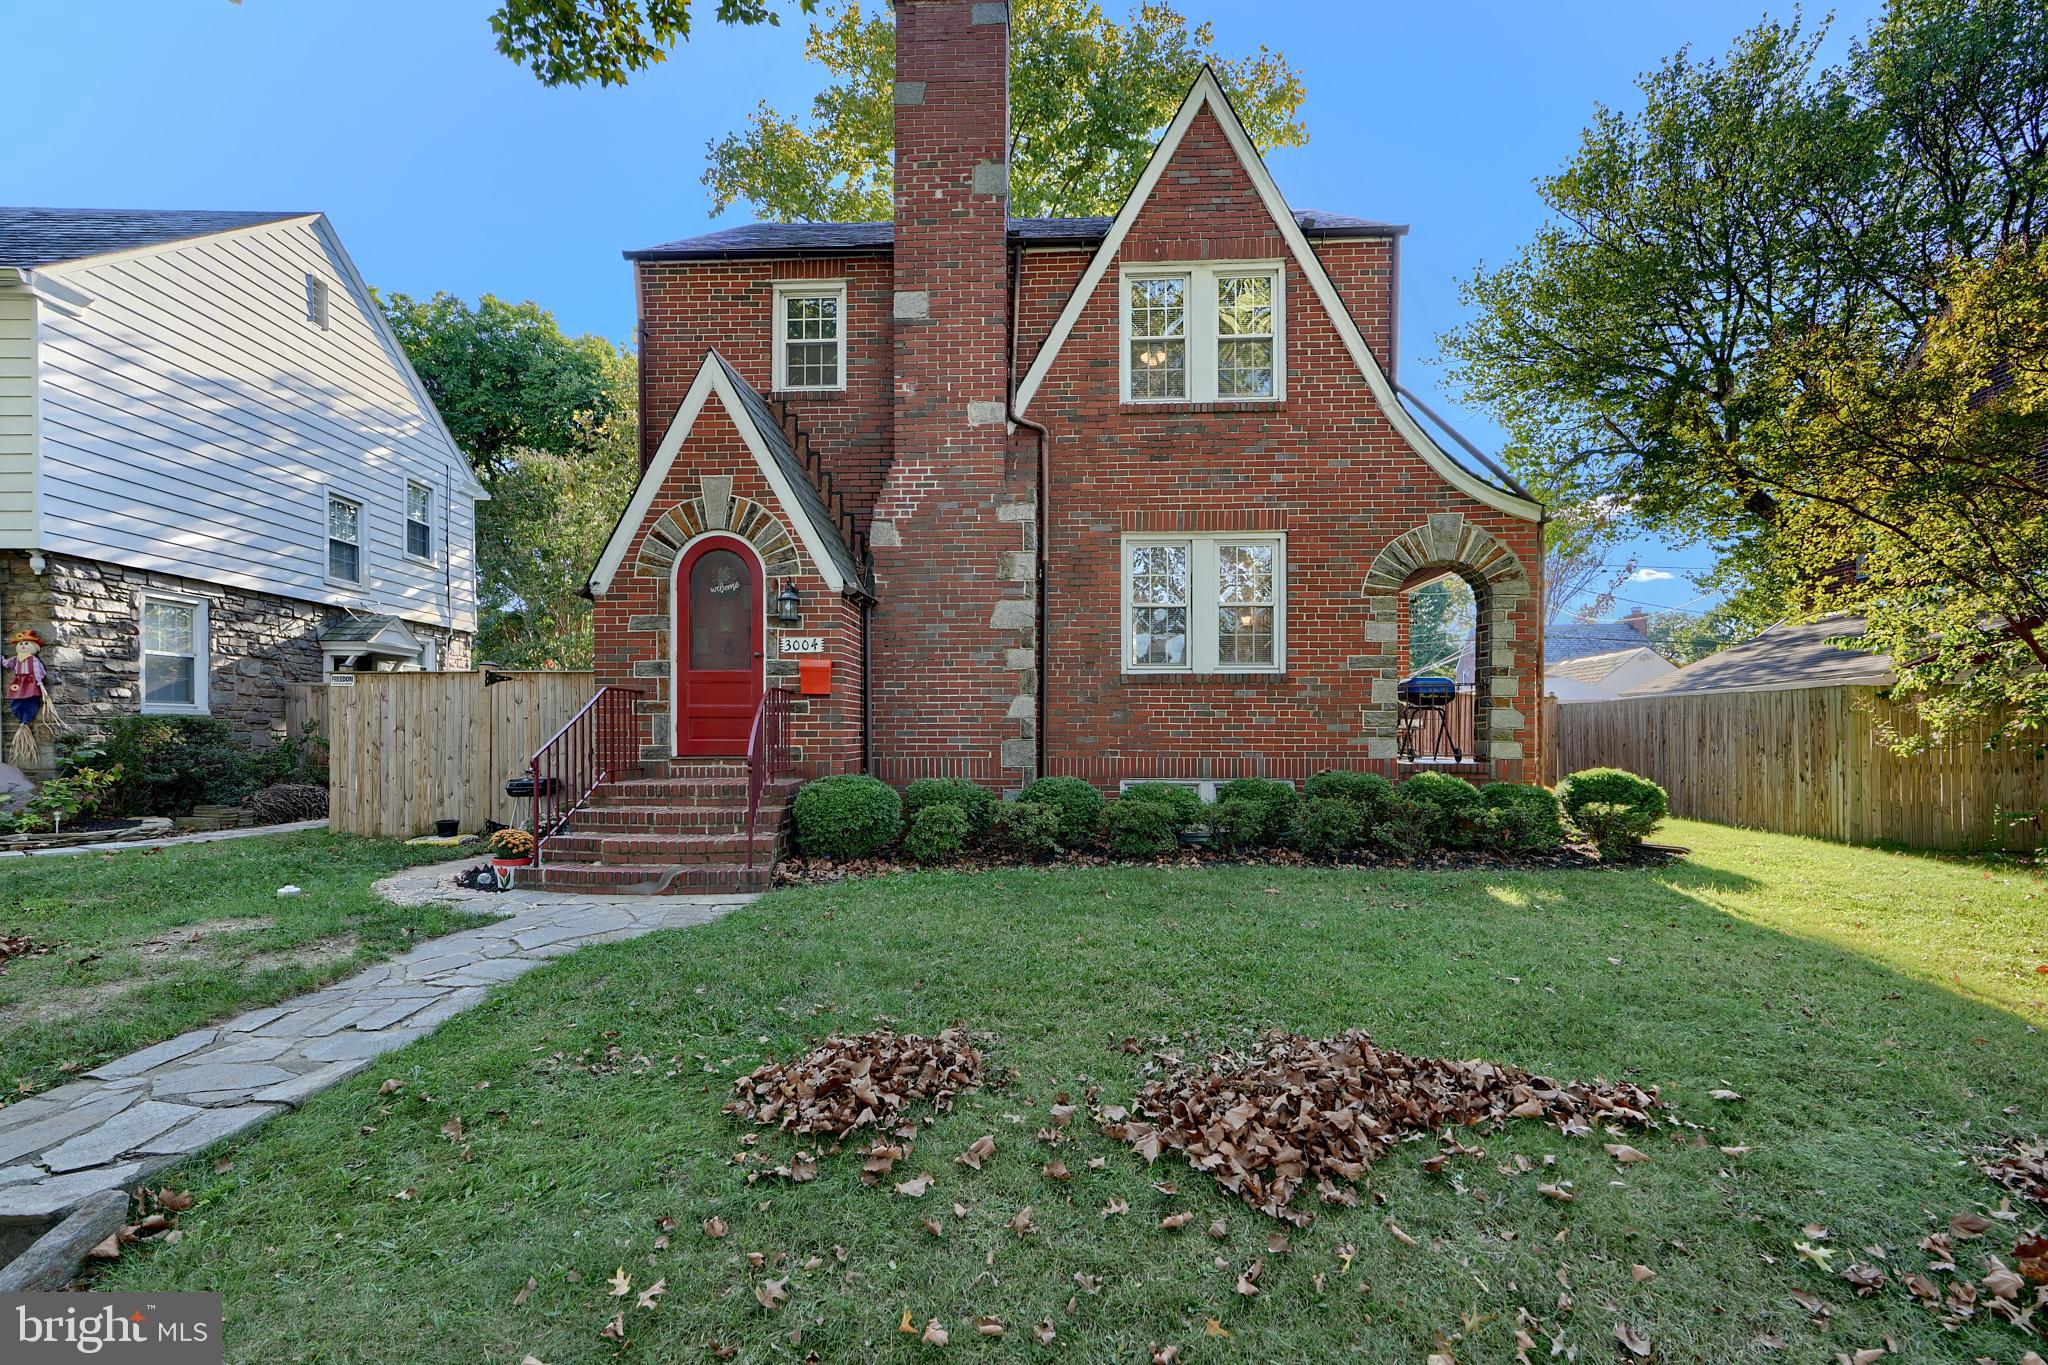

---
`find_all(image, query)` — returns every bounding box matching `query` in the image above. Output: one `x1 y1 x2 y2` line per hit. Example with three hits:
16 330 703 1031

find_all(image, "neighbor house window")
305 273 330 330
772 281 846 391
1123 534 1285 674
327 492 362 583
404 480 433 561
1122 263 1283 402
139 592 207 714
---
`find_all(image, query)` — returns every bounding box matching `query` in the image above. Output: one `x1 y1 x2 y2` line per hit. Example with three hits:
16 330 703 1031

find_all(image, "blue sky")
2 0 1885 620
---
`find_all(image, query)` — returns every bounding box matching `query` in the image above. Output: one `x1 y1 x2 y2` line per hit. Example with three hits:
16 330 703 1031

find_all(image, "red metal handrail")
530 685 644 863
744 686 796 868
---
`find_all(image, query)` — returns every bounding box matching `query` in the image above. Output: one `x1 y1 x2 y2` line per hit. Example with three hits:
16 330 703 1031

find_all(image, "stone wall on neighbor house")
0 551 471 767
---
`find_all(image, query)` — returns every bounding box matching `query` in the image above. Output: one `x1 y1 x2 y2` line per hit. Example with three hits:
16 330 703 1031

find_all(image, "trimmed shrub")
994 800 1064 861
1370 797 1438 859
1400 771 1488 848
1213 778 1298 847
902 804 971 865
792 774 903 860
251 782 328 825
903 778 998 840
1016 776 1105 849
73 715 250 816
1119 782 1204 830
1478 783 1565 855
1103 797 1183 859
1303 769 1396 822
1205 798 1272 855
1294 795 1366 859
1558 768 1668 858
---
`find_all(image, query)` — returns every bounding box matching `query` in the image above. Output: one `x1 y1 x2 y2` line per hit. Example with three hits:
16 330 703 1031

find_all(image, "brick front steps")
525 761 796 895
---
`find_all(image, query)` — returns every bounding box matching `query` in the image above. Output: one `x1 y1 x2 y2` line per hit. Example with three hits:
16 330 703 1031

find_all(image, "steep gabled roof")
587 349 865 598
623 210 1402 261
1007 68 1541 523
0 207 310 269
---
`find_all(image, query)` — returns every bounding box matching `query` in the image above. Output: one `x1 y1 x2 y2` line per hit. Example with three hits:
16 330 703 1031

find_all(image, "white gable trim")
587 350 850 598
1013 68 1542 523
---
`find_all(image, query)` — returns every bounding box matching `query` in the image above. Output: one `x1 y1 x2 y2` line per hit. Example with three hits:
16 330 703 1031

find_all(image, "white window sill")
139 703 209 717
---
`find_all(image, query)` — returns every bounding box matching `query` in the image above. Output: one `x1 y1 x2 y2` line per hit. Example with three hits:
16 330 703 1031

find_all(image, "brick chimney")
866 0 1036 786
1621 608 1650 636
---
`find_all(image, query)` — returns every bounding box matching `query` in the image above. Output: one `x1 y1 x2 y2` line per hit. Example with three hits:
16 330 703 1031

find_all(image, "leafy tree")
1406 576 1474 678
490 0 811 88
381 292 622 482
1750 245 2048 750
1543 501 1635 623
1440 0 2047 608
474 343 640 669
702 0 1309 221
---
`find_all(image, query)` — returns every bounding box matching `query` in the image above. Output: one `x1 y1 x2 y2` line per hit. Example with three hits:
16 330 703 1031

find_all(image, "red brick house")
542 0 1545 891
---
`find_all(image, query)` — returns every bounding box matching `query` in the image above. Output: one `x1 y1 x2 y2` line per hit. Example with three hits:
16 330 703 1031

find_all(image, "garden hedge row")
790 767 1667 866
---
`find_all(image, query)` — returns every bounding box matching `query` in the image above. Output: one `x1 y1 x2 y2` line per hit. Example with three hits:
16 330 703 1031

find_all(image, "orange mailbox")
798 657 833 695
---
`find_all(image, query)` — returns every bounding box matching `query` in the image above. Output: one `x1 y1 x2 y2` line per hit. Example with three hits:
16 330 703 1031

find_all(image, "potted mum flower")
488 827 536 880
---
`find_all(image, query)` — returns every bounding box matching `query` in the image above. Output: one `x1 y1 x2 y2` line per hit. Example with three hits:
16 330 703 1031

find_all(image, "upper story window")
1123 533 1285 674
773 281 846 392
327 492 362 584
139 591 208 714
305 273 331 330
1122 263 1284 403
404 480 433 561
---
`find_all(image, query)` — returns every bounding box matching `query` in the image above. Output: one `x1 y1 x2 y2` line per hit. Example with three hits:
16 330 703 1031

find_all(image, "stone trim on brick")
632 488 804 587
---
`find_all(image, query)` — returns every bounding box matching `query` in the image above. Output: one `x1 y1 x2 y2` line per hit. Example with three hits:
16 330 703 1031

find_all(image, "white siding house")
0 207 486 751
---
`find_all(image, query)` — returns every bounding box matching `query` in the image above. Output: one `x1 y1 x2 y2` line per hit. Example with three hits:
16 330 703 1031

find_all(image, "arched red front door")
674 536 764 756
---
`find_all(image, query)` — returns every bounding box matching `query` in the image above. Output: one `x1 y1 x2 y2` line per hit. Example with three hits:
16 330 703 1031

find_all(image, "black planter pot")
435 818 460 838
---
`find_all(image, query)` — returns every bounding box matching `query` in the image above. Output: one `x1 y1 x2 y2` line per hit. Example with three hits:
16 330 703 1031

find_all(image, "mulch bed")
774 842 1683 886
1101 1029 1660 1225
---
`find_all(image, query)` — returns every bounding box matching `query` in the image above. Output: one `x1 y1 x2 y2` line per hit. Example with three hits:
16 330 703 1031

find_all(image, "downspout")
1007 241 1052 782
860 574 874 775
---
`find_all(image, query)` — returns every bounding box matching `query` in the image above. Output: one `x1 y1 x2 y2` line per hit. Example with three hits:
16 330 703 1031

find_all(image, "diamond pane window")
1123 536 1284 673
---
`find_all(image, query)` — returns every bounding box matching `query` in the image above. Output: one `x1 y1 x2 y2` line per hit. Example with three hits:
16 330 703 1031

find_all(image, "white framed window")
772 280 846 391
138 591 208 715
404 479 433 562
305 273 330 330
1122 533 1286 674
1121 262 1284 403
327 492 362 584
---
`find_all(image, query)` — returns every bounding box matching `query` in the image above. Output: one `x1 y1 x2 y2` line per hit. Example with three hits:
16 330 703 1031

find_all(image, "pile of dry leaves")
725 1028 986 1139
85 1187 194 1266
1106 1029 1658 1224
1983 1137 2048 1207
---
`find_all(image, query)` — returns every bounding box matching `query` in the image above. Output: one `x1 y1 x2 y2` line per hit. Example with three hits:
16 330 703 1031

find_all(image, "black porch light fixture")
774 577 803 624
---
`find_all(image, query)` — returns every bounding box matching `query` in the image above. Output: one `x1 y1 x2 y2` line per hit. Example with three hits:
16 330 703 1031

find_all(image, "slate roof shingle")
626 210 1403 260
1619 617 1890 697
0 207 309 270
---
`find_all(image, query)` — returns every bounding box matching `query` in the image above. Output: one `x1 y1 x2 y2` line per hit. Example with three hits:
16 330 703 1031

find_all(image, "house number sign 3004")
780 637 825 655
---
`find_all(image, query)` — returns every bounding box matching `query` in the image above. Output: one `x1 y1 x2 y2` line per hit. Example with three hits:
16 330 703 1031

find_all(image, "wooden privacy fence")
327 671 597 838
1553 685 2047 851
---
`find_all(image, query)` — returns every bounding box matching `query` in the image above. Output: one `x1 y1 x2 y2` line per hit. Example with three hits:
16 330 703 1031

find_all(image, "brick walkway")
0 860 751 1219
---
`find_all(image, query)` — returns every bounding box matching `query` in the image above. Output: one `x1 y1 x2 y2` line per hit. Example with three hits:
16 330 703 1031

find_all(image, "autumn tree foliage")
701 0 1308 221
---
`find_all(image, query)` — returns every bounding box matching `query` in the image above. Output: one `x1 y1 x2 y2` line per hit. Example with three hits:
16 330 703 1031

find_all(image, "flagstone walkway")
0 860 752 1220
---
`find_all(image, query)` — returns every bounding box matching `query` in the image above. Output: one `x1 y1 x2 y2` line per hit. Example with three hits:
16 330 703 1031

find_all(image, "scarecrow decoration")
5 628 62 767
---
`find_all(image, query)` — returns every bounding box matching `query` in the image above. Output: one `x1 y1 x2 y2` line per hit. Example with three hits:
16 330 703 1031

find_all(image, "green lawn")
0 832 491 1093
95 821 2047 1363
